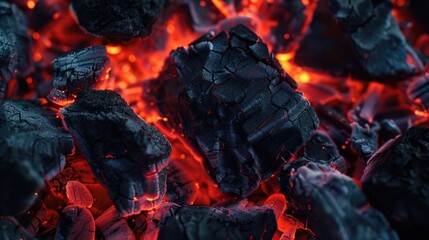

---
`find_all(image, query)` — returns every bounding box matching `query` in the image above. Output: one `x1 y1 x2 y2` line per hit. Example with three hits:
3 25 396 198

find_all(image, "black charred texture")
331 0 423 80
0 100 74 216
48 46 110 106
61 90 172 216
166 161 197 205
95 206 135 240
350 122 379 163
361 127 429 238
304 130 346 173
70 0 166 40
0 2 33 99
407 74 429 112
378 119 401 145
151 203 276 240
55 205 96 240
280 161 399 240
0 218 34 240
315 104 351 147
152 24 319 196
409 0 429 33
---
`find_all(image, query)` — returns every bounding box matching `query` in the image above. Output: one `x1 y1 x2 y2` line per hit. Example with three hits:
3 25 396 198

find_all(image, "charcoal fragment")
55 205 96 240
70 0 166 40
0 2 33 99
151 24 319 196
350 122 380 163
0 100 74 216
61 90 172 216
48 46 111 106
362 126 429 238
280 160 399 240
95 206 135 240
166 161 197 205
147 203 276 240
407 73 429 112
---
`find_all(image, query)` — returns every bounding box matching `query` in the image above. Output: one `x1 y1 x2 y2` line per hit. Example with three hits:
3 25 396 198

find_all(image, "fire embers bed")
151 25 319 196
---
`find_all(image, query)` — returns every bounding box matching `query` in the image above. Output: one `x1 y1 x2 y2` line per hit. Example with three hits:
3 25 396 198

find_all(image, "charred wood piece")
61 90 172 216
350 122 379 163
151 24 319 196
55 205 96 240
0 100 74 216
95 206 135 240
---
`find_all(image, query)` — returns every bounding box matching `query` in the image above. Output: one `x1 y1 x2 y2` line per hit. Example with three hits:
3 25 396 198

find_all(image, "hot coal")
407 74 429 112
350 122 379 163
65 181 93 208
0 2 33 99
147 203 276 240
166 161 197 205
0 100 74 216
70 0 166 40
55 205 96 240
151 24 319 196
304 130 346 173
280 160 399 240
331 0 423 80
61 90 172 216
361 126 429 238
48 46 111 106
315 103 351 149
95 206 135 240
0 218 34 240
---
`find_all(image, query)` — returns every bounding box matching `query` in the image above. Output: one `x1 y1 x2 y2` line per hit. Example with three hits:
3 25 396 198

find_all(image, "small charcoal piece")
70 0 166 40
378 119 401 145
0 2 33 99
95 206 135 240
304 130 346 173
48 46 111 106
151 24 319 196
61 90 172 216
280 160 399 240
362 127 429 238
166 160 197 205
0 218 33 240
350 122 380 163
146 203 276 240
407 74 429 112
55 205 96 240
0 100 74 216
66 181 93 208
331 0 423 80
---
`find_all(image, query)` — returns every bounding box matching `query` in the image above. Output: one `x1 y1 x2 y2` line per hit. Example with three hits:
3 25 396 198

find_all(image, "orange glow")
53 12 61 20
27 1 36 10
33 52 42 62
106 46 122 55
32 32 40 40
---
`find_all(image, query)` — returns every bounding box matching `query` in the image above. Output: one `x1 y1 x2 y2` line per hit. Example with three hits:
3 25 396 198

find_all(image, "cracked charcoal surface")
150 203 276 240
304 130 346 173
0 218 34 240
0 2 33 99
70 0 166 40
331 0 423 80
95 206 135 240
61 90 172 216
55 205 96 240
166 160 197 205
361 126 429 238
151 24 319 197
280 160 399 240
350 122 379 163
48 46 110 106
0 100 74 216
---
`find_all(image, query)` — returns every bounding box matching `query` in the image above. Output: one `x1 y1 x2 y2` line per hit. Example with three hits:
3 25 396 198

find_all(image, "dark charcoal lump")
48 46 110 106
407 74 429 112
0 100 74 216
280 160 399 240
70 0 166 40
151 24 319 197
350 122 379 163
55 205 95 240
0 2 33 99
95 206 135 240
61 90 172 216
361 126 429 238
331 0 423 80
149 203 276 240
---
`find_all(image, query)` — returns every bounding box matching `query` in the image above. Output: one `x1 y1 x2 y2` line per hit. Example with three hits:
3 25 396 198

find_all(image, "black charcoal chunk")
331 0 423 80
378 119 401 145
0 218 34 240
350 122 379 163
48 46 111 106
95 206 135 240
70 0 166 40
362 127 429 238
407 74 429 112
304 130 346 173
0 100 74 216
280 161 399 240
55 205 95 240
0 2 33 99
148 203 276 240
61 90 172 216
151 24 319 197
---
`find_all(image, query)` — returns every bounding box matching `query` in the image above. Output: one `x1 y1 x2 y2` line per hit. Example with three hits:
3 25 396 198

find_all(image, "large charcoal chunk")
48 46 111 106
0 2 33 99
362 127 429 238
70 0 166 40
152 24 319 196
0 100 74 216
280 160 399 240
148 203 276 240
331 0 423 80
61 90 172 216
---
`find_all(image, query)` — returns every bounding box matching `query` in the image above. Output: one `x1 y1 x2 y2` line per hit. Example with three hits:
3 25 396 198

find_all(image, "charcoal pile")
1 0 429 239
